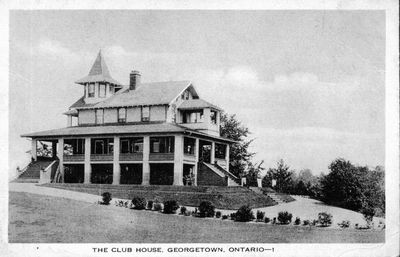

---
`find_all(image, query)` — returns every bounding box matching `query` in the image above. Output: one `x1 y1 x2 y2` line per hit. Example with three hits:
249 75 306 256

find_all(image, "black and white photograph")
1 1 399 256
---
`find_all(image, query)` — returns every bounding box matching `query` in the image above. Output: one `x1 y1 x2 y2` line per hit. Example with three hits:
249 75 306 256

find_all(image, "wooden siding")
119 153 143 161
149 153 174 161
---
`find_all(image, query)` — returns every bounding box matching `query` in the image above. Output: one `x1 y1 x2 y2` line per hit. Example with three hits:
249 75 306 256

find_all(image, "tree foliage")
220 113 255 177
262 159 294 193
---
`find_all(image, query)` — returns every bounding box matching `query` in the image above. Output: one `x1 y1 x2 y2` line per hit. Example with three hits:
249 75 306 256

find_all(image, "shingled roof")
178 99 221 111
75 50 122 85
75 81 195 109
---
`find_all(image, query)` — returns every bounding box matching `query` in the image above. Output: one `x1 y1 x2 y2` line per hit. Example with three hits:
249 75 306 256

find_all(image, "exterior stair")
200 162 240 186
249 187 285 204
12 158 55 183
266 192 285 204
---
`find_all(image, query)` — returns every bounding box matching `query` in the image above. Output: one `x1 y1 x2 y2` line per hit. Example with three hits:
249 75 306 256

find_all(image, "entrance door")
198 140 212 163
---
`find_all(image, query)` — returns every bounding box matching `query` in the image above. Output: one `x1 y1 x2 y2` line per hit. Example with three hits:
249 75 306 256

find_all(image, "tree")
246 160 265 187
262 159 294 193
220 113 255 177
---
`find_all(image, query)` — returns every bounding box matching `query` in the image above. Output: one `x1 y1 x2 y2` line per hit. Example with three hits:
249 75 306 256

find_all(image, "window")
118 108 126 123
150 137 174 153
142 106 150 121
210 110 217 124
88 84 95 97
99 83 106 98
109 85 114 94
95 109 104 124
182 110 203 123
91 138 113 154
120 137 143 154
184 137 196 155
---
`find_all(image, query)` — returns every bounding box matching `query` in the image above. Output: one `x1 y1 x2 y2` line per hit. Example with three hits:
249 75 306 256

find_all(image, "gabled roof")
76 81 195 109
178 99 222 111
75 50 122 85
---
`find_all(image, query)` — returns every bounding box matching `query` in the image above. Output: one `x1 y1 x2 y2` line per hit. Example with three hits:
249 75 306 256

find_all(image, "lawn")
9 191 384 243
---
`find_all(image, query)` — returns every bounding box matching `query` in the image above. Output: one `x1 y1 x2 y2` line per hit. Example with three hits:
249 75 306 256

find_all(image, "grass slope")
41 183 276 209
9 192 384 243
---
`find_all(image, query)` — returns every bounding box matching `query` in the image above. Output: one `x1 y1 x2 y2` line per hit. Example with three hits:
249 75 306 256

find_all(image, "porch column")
31 139 37 161
173 135 184 185
84 137 91 184
52 141 57 158
57 138 64 182
142 136 150 185
112 136 120 185
194 138 199 186
225 144 230 173
211 141 215 164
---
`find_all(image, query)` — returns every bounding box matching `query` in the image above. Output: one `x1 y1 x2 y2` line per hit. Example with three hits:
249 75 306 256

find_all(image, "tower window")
210 110 217 124
88 84 95 98
118 108 126 123
99 83 106 98
95 109 104 124
141 106 150 121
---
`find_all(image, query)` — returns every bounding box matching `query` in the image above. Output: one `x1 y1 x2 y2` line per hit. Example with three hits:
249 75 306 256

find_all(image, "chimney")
129 70 141 90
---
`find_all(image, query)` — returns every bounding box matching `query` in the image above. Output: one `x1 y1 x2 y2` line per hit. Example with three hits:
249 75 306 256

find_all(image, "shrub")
256 210 265 222
312 219 318 226
184 210 191 216
277 211 292 225
180 206 187 215
230 212 236 221
294 217 301 225
264 217 271 223
215 211 222 218
222 215 228 220
338 220 350 228
153 202 163 212
235 205 255 222
101 192 112 205
318 212 333 227
272 217 277 224
303 220 311 226
163 200 179 214
131 197 146 210
147 200 154 210
198 201 215 218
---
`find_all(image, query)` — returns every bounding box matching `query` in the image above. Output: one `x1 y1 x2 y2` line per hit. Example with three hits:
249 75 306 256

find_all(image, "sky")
9 10 385 178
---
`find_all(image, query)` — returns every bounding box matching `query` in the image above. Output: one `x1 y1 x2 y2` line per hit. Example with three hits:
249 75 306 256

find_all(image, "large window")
91 138 114 155
95 109 104 124
64 139 85 155
99 83 106 98
182 110 203 123
88 83 95 97
142 106 150 121
120 137 143 154
184 137 196 155
150 137 174 153
118 108 126 123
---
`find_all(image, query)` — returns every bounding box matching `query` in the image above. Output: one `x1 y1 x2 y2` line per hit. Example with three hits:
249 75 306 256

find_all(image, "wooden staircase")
12 158 55 183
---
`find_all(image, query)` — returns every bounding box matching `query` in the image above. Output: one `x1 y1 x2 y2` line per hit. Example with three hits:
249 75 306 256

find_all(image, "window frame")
88 83 95 98
95 109 104 124
141 106 150 122
118 108 127 123
99 83 106 98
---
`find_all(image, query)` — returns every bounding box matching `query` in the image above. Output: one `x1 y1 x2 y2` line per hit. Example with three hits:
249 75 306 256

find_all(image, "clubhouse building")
21 51 238 186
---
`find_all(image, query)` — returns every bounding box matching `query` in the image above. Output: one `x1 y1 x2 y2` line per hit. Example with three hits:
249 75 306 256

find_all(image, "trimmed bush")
294 217 301 225
256 210 265 222
153 202 163 212
235 205 255 222
303 220 311 226
163 200 179 214
222 215 228 220
198 201 215 218
101 192 112 205
230 213 236 221
277 211 292 225
131 197 146 210
264 217 271 223
272 217 277 224
215 211 222 218
146 200 154 210
338 220 350 228
180 206 187 215
318 212 333 227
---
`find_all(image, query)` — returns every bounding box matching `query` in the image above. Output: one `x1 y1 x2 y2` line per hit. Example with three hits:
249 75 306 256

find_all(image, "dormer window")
142 106 150 122
210 110 217 124
118 108 126 123
99 83 106 98
88 84 95 98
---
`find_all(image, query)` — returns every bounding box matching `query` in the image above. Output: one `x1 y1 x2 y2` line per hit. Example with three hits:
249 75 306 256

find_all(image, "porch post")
141 136 150 185
194 138 199 186
211 141 215 164
31 139 37 161
57 138 64 182
173 135 184 186
84 137 91 184
52 141 57 158
225 144 230 173
112 136 120 185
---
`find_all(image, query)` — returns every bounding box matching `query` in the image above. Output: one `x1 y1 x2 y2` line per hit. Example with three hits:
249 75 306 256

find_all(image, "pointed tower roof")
75 50 122 85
